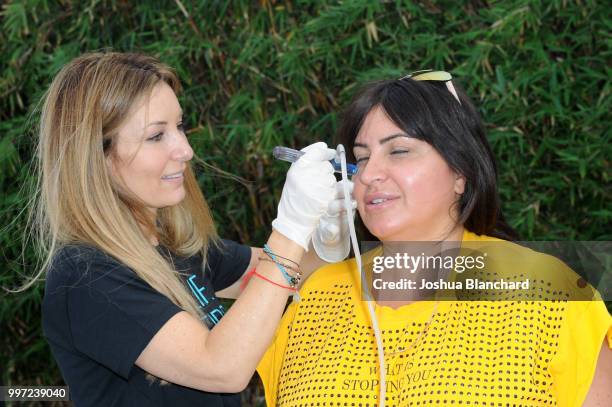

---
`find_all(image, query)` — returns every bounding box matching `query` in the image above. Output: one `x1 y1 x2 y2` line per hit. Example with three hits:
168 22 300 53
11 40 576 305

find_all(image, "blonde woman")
35 52 338 406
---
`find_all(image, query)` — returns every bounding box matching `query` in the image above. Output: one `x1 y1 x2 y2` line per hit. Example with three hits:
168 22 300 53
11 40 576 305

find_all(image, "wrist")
243 232 305 294
266 230 306 264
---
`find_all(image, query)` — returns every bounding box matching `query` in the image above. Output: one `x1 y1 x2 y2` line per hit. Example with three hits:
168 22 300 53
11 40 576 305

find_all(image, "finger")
321 222 340 243
300 141 327 153
300 142 336 162
290 159 335 182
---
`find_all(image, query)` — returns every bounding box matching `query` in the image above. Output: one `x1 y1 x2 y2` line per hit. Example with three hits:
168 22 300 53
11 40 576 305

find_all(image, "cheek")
395 163 457 205
111 152 164 195
122 147 166 177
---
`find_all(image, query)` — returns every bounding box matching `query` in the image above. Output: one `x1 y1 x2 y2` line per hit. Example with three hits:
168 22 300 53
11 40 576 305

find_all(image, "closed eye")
147 133 163 142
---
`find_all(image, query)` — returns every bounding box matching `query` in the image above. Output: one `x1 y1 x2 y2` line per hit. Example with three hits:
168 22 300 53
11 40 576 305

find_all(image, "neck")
146 206 158 222
141 208 159 246
384 222 464 243
373 225 464 309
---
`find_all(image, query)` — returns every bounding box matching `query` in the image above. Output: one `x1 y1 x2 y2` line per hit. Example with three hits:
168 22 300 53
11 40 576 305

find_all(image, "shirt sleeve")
57 247 183 380
205 239 252 291
548 299 612 407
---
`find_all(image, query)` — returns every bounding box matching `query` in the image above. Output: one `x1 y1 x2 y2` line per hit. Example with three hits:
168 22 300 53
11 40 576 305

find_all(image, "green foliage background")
1 0 610 405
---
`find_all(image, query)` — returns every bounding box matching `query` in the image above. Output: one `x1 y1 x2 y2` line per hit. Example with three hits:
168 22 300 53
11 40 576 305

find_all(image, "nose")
356 154 386 186
170 130 193 162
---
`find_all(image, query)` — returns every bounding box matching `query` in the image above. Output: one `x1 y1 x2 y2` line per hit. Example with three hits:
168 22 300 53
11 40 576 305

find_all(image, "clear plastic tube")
273 146 358 176
337 144 385 407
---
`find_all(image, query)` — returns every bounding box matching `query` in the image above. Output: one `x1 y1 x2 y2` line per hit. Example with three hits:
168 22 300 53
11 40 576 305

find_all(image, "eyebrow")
354 133 411 149
145 110 184 128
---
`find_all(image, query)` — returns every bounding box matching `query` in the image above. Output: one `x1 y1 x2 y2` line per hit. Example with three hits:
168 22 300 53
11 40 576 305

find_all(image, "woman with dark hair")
257 72 611 406
339 75 517 242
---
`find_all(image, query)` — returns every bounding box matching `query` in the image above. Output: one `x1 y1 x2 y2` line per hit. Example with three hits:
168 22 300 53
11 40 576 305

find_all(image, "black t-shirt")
42 239 251 407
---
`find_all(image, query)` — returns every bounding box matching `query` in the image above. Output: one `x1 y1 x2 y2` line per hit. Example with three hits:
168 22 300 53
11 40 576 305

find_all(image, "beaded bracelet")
263 244 301 288
262 245 300 267
258 256 301 274
258 258 301 286
263 245 301 282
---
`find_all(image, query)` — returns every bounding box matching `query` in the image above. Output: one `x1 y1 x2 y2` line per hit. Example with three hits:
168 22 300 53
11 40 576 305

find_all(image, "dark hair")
337 78 518 241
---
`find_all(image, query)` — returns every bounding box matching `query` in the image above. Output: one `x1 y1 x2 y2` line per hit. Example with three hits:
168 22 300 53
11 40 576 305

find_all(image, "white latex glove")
272 142 337 250
312 179 356 262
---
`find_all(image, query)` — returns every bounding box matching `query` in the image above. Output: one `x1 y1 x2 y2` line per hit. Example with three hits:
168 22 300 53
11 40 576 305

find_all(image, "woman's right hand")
272 142 337 250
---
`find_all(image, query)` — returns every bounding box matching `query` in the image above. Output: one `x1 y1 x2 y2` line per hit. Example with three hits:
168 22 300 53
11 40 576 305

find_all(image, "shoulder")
465 230 571 269
464 232 597 301
203 238 251 291
301 258 356 292
50 243 121 269
45 244 132 292
204 238 250 268
299 245 383 297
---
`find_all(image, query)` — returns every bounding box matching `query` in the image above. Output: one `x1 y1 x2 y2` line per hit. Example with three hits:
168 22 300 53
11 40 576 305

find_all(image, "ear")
454 173 466 195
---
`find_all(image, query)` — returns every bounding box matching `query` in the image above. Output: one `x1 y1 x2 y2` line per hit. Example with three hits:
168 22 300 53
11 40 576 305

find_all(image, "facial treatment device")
272 146 358 177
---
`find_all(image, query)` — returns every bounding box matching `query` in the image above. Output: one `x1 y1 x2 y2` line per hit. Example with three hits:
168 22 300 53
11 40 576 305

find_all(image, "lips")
364 192 400 209
161 170 184 180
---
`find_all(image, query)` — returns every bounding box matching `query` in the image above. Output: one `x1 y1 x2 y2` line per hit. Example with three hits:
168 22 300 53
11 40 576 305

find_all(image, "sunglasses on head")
399 69 461 104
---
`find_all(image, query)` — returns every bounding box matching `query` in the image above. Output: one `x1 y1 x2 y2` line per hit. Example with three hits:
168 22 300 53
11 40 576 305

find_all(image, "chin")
364 222 402 242
168 197 186 207
155 195 186 209
170 189 187 203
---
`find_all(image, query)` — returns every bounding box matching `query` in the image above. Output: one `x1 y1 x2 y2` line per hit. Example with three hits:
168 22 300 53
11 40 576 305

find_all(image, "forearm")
202 230 303 387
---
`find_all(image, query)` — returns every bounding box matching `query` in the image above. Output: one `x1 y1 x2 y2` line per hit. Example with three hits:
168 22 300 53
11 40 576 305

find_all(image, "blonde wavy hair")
25 51 217 321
